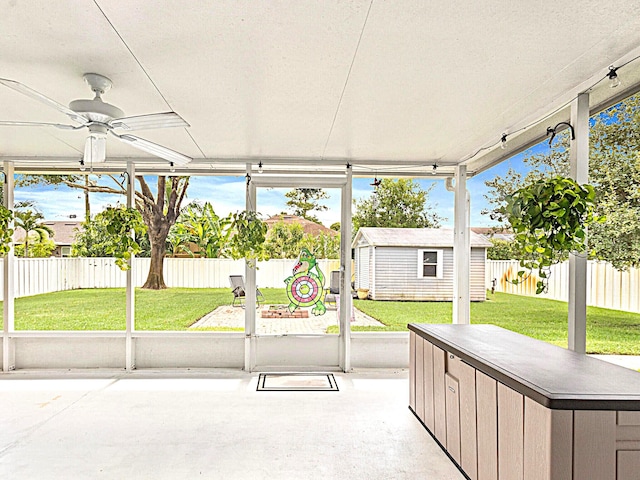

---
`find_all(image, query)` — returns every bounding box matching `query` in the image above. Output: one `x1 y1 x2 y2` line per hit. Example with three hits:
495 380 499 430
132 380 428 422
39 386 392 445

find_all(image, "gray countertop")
409 323 640 410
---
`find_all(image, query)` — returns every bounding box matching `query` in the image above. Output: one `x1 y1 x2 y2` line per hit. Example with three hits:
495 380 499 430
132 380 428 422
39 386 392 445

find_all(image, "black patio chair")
324 270 341 310
229 275 265 307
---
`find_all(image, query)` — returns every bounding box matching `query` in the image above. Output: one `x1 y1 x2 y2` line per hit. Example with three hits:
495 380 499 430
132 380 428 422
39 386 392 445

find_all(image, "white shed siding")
371 247 487 301
469 248 487 301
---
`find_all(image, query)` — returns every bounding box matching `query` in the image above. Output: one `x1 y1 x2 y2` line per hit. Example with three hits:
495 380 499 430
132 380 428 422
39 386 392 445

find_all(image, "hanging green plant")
0 205 14 256
499 176 604 294
101 206 147 271
226 210 268 268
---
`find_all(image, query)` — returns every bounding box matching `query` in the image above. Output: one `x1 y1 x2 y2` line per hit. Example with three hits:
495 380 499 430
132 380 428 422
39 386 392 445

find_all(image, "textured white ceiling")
1 0 640 176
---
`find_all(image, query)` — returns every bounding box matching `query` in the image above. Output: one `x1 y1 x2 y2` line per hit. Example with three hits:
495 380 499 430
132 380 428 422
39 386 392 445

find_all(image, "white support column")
568 92 590 353
339 165 353 372
244 164 257 371
125 162 136 370
2 162 15 371
453 165 470 324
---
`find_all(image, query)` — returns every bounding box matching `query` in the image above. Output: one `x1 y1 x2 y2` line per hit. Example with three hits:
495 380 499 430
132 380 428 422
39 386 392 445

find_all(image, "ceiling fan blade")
109 112 189 131
84 134 106 164
0 120 79 130
114 133 191 165
0 78 89 125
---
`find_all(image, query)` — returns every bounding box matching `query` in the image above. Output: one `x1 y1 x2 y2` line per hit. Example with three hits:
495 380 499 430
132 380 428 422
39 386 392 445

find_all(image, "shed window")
417 249 443 279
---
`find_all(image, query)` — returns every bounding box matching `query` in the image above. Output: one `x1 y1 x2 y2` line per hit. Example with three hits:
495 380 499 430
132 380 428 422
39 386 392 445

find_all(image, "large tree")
352 178 442 232
484 95 640 270
264 221 340 259
264 222 306 259
285 188 329 223
19 174 188 289
136 176 189 288
73 211 151 258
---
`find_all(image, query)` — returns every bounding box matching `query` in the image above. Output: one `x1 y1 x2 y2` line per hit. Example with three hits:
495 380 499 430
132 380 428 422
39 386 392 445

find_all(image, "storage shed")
352 228 492 301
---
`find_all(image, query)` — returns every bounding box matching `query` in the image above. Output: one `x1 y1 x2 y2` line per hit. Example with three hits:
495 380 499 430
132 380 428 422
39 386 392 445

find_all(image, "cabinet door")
423 340 435 431
445 373 461 463
415 337 425 422
618 451 640 480
446 353 477 480
573 411 616 480
523 397 572 480
433 345 447 445
458 361 477 480
476 371 497 480
409 331 416 411
498 382 524 480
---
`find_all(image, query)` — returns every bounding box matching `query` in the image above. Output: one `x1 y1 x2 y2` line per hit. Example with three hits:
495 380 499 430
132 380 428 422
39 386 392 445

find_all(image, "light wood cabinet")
476 371 497 480
408 325 640 480
433 344 447 445
497 382 523 479
445 373 461 462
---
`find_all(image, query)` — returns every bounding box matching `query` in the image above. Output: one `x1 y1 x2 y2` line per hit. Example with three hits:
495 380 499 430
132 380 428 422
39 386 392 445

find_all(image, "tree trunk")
137 175 189 290
84 176 91 221
143 233 168 289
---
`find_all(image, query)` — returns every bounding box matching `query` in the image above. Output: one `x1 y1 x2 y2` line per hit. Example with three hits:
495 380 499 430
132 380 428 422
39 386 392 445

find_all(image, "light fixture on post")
258 161 263 174
501 133 508 149
608 65 621 88
546 122 575 146
432 163 437 175
79 159 86 172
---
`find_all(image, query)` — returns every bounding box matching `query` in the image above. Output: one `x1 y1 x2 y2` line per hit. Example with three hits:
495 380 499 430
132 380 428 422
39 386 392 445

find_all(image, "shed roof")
352 228 493 249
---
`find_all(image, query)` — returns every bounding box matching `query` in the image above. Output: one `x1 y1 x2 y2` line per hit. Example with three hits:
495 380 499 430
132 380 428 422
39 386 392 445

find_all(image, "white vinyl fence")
486 260 640 314
0 257 342 301
4 257 637 314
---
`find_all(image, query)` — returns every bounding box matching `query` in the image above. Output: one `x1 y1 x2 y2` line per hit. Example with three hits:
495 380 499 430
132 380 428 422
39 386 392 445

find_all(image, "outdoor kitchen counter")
408 323 640 480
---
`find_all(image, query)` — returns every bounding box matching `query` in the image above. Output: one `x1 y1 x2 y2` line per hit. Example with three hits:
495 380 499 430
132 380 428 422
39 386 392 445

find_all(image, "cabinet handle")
448 386 456 393
449 354 455 359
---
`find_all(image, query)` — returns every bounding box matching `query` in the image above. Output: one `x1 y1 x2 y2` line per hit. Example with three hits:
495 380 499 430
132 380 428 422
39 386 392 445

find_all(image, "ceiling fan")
0 73 192 166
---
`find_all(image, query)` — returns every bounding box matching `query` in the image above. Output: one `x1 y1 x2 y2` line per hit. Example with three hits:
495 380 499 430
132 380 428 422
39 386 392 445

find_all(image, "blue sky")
16 148 543 228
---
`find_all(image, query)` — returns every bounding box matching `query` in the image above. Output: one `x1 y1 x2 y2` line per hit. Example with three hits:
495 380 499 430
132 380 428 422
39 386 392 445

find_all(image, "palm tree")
14 208 54 257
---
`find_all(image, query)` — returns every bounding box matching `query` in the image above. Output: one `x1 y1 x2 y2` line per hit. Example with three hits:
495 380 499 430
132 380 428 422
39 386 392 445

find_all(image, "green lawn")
8 288 288 331
353 292 640 355
3 289 640 354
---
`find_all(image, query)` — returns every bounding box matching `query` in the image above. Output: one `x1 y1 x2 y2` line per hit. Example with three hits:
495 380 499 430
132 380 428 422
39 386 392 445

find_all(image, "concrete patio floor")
0 369 465 479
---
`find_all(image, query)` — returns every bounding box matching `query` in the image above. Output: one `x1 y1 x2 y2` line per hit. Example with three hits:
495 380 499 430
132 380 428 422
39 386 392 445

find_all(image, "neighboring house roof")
351 227 493 248
470 227 515 242
14 221 83 246
265 214 338 237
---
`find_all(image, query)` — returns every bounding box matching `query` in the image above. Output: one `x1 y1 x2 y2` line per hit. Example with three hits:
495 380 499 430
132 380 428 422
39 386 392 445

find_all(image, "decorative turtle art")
284 247 326 316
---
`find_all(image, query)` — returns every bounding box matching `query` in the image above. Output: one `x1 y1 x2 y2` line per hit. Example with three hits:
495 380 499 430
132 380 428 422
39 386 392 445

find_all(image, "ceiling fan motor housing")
69 73 124 123
69 98 124 124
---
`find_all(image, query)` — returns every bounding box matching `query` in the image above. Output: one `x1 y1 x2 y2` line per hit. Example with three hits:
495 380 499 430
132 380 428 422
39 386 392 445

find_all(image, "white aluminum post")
339 165 353 372
568 92 589 353
244 164 257 371
453 165 470 324
125 162 136 370
2 162 15 371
